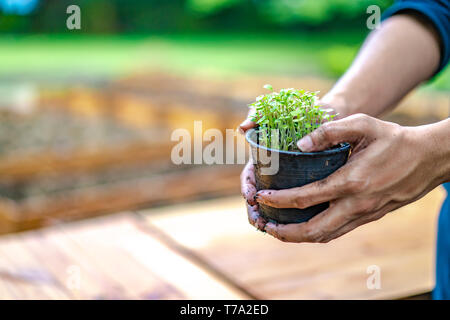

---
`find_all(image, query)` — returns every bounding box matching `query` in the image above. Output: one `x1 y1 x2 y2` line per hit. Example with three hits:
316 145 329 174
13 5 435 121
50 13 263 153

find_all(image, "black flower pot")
246 128 351 224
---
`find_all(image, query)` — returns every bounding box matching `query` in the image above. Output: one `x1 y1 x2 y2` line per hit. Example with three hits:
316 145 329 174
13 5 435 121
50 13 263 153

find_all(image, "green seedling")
250 84 336 151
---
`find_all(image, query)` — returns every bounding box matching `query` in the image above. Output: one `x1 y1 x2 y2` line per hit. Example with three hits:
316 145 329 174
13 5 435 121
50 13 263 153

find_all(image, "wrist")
411 119 450 185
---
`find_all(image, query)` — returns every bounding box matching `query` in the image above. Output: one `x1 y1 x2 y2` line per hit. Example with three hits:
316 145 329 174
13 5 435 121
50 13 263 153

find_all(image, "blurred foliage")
0 0 393 33
1 32 448 93
0 32 365 78
1 0 448 92
320 45 359 77
186 0 240 15
259 0 392 26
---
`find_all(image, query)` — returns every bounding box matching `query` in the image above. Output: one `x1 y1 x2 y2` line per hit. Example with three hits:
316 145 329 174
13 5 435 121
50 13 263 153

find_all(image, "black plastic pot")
246 128 351 224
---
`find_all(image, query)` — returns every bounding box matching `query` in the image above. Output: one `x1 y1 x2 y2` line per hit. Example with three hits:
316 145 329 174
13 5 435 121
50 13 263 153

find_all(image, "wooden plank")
0 213 248 299
0 142 172 182
0 165 242 235
140 187 446 299
0 236 71 299
35 215 185 299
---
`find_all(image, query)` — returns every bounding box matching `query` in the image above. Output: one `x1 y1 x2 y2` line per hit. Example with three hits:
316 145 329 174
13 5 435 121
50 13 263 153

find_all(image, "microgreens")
250 85 336 151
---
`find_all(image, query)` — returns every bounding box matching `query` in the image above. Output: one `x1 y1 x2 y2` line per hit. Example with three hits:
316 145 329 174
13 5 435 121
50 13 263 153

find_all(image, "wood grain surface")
141 187 446 299
0 187 445 299
0 213 248 300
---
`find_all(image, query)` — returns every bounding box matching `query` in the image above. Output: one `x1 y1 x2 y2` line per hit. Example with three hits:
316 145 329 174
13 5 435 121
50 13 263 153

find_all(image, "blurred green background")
0 0 448 90
0 0 448 234
0 1 447 300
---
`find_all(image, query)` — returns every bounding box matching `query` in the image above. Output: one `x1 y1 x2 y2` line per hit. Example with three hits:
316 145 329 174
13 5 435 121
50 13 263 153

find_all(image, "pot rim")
245 128 351 156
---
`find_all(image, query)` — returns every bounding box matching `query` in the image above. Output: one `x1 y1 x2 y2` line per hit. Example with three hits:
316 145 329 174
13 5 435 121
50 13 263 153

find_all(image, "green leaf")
248 86 337 151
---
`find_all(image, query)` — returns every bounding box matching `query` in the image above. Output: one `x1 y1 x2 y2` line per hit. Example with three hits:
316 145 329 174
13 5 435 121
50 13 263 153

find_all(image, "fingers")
313 203 394 242
255 164 362 209
246 204 267 232
322 213 378 241
238 108 256 134
240 161 257 205
297 113 375 152
239 119 256 133
263 197 392 243
264 199 360 243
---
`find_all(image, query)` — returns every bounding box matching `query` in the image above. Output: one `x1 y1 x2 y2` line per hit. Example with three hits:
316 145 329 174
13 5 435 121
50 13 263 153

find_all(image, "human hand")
254 114 449 243
240 160 268 231
238 98 344 232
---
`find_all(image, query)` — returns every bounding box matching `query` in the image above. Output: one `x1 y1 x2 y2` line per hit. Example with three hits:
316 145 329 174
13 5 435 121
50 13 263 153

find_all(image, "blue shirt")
436 183 450 299
383 0 450 299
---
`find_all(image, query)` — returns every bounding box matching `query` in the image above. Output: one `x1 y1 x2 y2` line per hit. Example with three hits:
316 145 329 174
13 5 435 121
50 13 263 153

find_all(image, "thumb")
297 113 374 152
238 108 257 134
239 118 256 134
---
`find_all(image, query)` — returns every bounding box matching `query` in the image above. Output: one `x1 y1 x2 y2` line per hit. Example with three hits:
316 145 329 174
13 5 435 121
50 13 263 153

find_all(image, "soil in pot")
246 128 351 224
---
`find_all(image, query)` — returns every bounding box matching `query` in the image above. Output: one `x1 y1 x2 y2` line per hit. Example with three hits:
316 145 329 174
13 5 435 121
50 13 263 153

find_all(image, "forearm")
323 13 441 118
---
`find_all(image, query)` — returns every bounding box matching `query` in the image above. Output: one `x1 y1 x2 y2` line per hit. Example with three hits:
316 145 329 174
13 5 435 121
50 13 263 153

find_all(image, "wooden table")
0 187 445 299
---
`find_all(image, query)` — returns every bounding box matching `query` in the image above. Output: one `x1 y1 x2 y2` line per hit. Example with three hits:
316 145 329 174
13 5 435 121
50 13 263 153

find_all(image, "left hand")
255 113 447 243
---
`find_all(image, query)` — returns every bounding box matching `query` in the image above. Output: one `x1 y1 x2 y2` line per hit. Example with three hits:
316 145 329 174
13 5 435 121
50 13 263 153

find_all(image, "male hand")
241 113 448 243
239 99 344 232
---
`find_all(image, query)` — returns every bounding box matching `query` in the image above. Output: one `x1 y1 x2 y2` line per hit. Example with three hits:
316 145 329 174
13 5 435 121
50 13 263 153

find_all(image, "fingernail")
258 221 268 233
255 193 264 204
297 135 313 152
255 220 265 233
264 222 275 233
255 191 270 203
239 119 253 132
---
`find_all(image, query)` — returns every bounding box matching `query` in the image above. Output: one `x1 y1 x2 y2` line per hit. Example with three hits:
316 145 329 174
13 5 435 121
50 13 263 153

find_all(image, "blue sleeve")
382 0 450 75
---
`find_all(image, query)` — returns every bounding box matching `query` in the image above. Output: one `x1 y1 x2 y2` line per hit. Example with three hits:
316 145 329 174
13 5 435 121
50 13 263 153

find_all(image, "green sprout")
250 85 336 151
